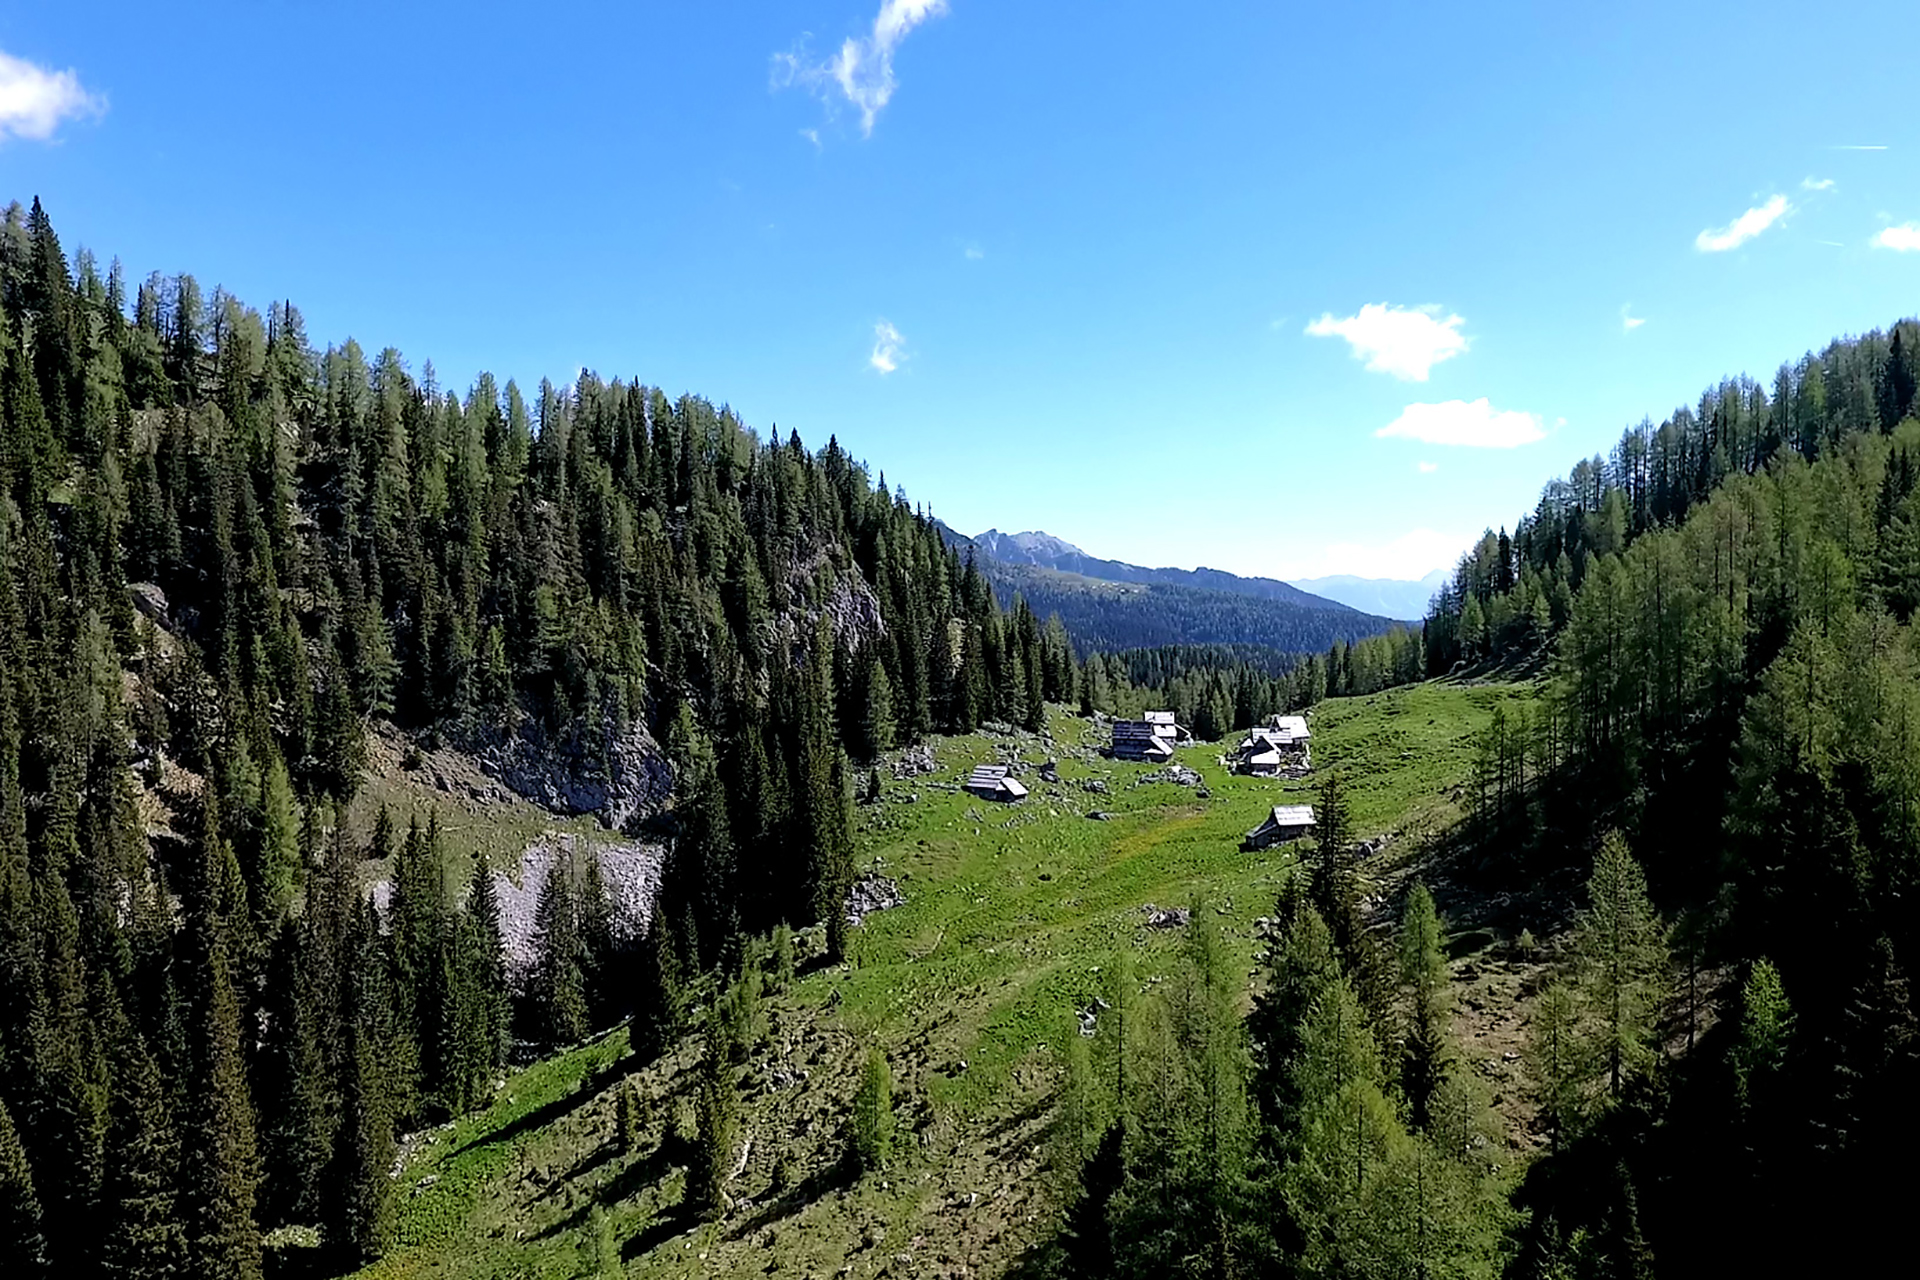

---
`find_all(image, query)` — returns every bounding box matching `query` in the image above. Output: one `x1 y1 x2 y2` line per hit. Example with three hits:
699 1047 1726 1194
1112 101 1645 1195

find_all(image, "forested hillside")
0 195 1147 1277
1404 318 1920 1273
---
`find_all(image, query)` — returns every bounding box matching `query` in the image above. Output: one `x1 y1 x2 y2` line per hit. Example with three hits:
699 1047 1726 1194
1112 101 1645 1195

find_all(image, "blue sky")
5 1 1918 581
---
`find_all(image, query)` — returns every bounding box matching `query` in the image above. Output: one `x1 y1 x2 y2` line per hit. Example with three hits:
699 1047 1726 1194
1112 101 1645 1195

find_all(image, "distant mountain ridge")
940 524 1404 655
1290 569 1450 622
962 527 1354 610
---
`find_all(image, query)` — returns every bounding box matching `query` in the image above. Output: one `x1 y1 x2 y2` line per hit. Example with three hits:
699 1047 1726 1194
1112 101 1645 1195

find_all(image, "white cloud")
1875 224 1920 252
1802 176 1835 192
869 320 906 373
773 0 949 138
1621 304 1646 333
799 127 821 150
1304 303 1469 382
1416 461 1439 474
1830 144 1888 151
0 49 105 142
1376 399 1546 448
963 244 984 260
1695 195 1790 252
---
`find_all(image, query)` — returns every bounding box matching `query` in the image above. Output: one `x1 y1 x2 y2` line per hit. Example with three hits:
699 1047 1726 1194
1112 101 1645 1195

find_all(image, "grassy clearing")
346 678 1537 1280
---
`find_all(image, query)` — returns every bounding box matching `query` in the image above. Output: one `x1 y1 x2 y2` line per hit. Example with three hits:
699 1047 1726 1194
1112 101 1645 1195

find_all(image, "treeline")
1432 318 1920 1273
1079 625 1422 739
977 559 1398 656
0 194 1093 1273
1425 323 1919 673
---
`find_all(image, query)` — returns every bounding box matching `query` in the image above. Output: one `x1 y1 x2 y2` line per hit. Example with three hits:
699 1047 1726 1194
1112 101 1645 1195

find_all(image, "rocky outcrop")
494 833 667 978
454 714 674 833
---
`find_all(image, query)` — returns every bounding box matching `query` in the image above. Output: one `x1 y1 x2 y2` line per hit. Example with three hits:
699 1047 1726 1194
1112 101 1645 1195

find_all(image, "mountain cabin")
1112 719 1176 762
964 764 1029 803
1242 804 1317 850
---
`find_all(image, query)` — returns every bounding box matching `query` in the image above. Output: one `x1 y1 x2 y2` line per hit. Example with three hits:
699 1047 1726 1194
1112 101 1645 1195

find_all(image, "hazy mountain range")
1289 569 1450 621
959 528 1444 622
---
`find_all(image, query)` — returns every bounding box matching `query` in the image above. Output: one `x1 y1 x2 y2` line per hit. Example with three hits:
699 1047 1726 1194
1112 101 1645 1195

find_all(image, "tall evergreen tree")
181 797 263 1280
0 1092 48 1277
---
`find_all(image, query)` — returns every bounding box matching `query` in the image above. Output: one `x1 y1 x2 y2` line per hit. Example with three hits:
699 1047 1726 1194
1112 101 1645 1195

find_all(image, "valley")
340 680 1542 1279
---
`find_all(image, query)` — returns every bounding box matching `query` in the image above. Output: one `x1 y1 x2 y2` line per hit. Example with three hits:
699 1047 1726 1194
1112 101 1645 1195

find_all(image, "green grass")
347 678 1538 1280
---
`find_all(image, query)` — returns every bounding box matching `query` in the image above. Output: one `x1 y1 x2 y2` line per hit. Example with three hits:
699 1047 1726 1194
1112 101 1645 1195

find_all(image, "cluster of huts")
1110 710 1189 763
1231 714 1311 777
960 709 1320 863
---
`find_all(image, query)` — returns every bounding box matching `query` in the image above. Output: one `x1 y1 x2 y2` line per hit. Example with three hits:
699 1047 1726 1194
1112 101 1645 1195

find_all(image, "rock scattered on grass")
845 872 906 926
1140 904 1191 929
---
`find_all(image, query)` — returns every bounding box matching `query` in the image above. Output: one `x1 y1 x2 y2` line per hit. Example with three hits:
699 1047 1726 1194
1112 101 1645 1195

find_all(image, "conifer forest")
4 184 1920 1280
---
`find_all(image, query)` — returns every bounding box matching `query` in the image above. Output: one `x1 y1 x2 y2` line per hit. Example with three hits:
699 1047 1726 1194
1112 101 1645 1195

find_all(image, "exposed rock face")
456 715 674 833
772 551 889 655
368 830 667 981
128 582 170 626
494 833 668 978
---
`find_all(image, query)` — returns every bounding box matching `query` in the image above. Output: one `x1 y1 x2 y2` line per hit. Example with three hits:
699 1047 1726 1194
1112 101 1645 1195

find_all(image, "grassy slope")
345 679 1537 1280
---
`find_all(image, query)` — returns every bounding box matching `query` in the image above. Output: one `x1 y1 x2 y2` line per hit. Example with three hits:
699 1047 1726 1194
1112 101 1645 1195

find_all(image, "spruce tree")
685 1033 736 1220
850 1048 894 1174
630 901 684 1064
99 1008 187 1280
861 657 895 761
182 797 264 1280
1397 882 1452 1130
0 1093 48 1277
324 901 396 1266
463 851 510 1069
1572 833 1669 1098
530 855 587 1049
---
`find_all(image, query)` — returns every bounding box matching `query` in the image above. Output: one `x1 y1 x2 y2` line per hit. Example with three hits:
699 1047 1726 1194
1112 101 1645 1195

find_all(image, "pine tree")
529 854 586 1049
324 902 396 1266
324 1021 394 1264
629 901 684 1064
616 1080 645 1156
1572 833 1669 1098
0 1093 48 1277
1527 979 1589 1150
685 1033 736 1220
464 851 510 1068
1397 882 1452 1130
578 848 618 1029
181 797 264 1280
861 657 895 761
850 1048 894 1174
99 1007 187 1280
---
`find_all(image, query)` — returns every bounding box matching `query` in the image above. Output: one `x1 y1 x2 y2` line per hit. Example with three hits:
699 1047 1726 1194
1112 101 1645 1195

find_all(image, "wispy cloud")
0 48 105 142
1416 461 1439 474
963 244 984 260
1696 195 1790 252
799 127 822 150
1305 303 1469 382
869 320 907 373
1830 144 1889 151
1874 224 1920 253
1376 399 1545 448
1801 176 1836 192
773 0 949 138
1620 304 1647 333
